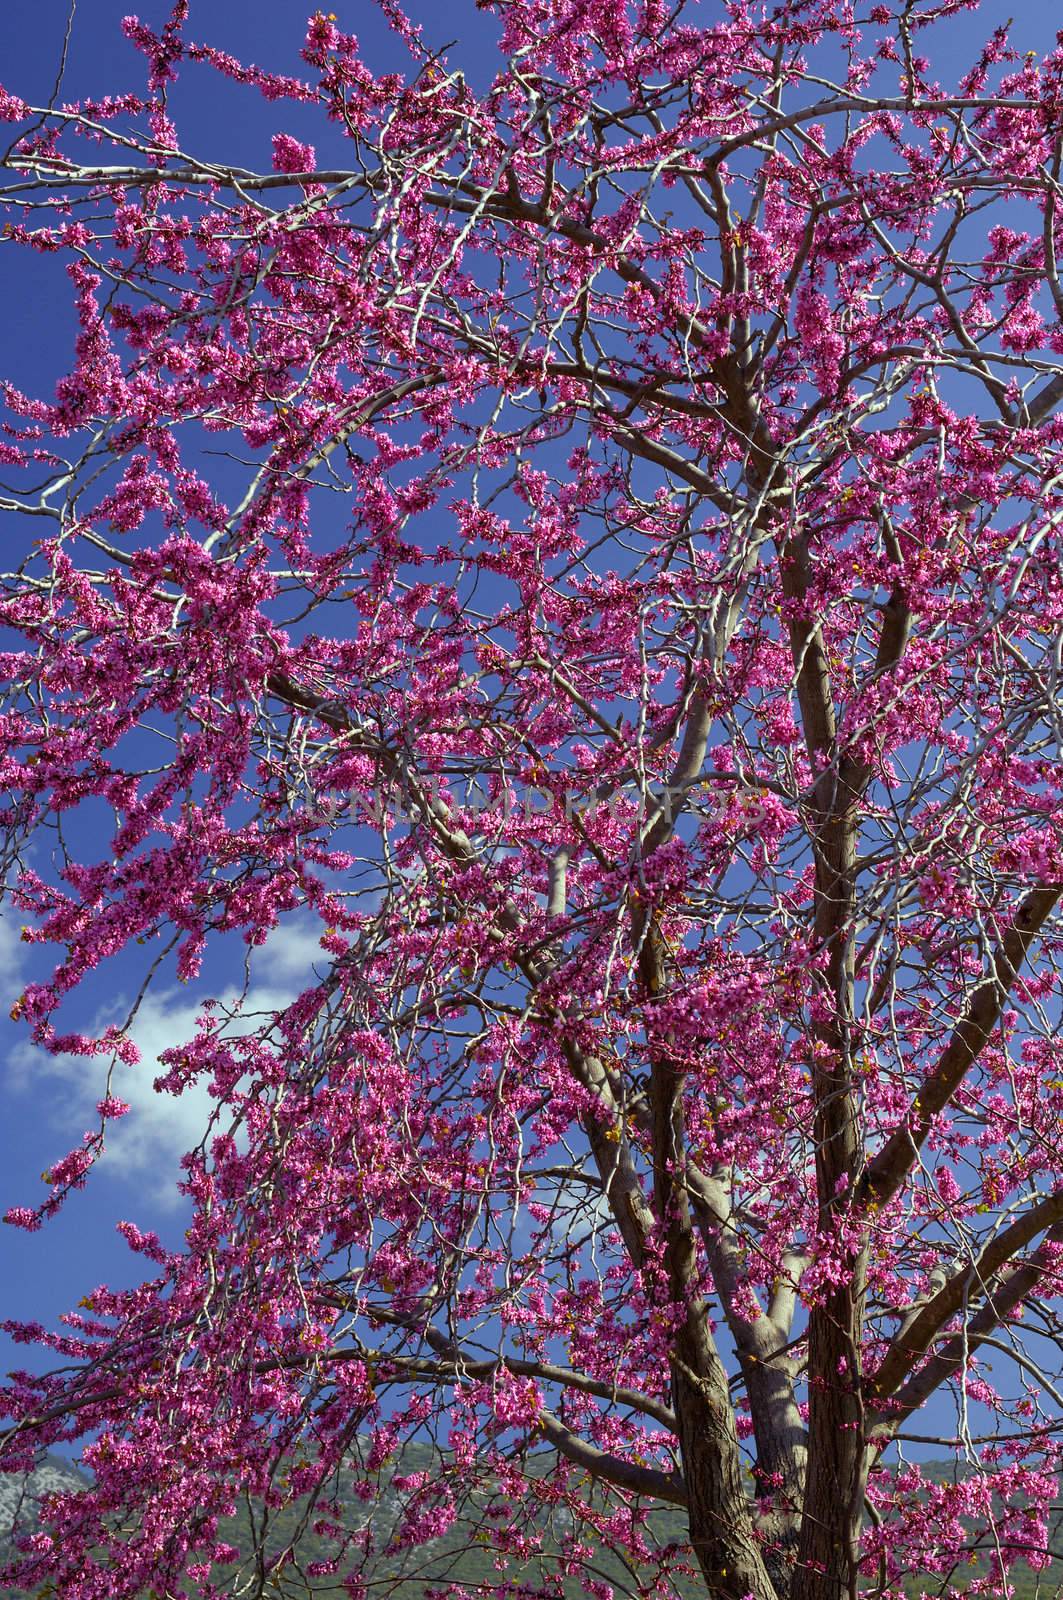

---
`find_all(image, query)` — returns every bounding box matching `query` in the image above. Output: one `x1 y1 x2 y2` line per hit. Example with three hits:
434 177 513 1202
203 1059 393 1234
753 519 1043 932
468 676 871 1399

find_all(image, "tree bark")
675 1352 780 1600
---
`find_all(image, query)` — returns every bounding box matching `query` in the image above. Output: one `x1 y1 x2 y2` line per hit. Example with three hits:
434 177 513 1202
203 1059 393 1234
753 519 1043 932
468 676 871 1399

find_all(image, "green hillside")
183 1441 700 1598
3 1450 1062 1598
0 1445 700 1599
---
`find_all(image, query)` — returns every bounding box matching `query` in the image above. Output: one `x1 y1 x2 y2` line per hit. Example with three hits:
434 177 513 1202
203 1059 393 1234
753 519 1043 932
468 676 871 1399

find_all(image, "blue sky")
0 0 502 1366
0 0 1059 1448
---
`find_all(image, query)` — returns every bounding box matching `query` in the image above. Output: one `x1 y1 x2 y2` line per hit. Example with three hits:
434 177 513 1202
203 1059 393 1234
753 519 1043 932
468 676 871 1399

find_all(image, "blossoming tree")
2 0 1063 1595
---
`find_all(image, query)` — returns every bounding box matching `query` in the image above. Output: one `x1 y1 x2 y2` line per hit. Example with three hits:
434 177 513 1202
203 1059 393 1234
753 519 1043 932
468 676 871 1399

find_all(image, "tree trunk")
744 1340 807 1593
674 1350 780 1600
791 1256 868 1600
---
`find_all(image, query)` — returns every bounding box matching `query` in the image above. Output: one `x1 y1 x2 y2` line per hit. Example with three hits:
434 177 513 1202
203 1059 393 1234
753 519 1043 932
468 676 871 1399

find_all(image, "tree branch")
536 1409 687 1506
871 1216 1063 1432
870 1190 1063 1405
858 885 1062 1209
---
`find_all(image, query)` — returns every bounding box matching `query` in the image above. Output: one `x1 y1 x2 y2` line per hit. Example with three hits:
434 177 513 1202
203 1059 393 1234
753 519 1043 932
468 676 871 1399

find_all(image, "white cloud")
4 916 329 1209
253 917 332 984
0 912 28 985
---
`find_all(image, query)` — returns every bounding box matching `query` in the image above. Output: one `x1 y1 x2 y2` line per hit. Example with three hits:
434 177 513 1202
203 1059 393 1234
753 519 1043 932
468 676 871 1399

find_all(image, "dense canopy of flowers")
2 2 1063 1596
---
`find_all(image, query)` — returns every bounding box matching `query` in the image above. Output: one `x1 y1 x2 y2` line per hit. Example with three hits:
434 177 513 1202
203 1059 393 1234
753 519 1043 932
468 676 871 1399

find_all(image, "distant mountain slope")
0 1451 88 1536
0 1444 699 1598
1 1453 90 1598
